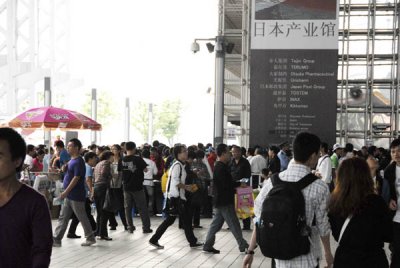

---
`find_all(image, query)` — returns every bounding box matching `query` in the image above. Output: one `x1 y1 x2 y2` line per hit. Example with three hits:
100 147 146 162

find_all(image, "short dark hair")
84 151 97 163
188 150 196 160
142 149 150 158
196 150 205 159
173 144 186 159
320 142 329 153
27 144 35 153
125 141 136 151
293 132 321 163
88 144 97 150
0 128 26 172
345 143 354 153
216 143 228 157
69 138 82 150
152 140 160 147
99 150 113 161
390 139 400 149
54 140 65 148
36 149 45 156
269 145 279 155
247 147 255 156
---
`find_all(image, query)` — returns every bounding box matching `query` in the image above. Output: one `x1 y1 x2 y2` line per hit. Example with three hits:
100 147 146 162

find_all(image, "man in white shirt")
250 148 267 189
142 149 158 216
24 144 35 170
314 142 332 186
243 132 333 268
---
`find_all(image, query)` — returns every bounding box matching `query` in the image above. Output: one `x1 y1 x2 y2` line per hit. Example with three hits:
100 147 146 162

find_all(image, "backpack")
256 173 317 260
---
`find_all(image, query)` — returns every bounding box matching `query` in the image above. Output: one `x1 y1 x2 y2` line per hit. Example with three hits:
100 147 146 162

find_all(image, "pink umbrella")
5 106 102 131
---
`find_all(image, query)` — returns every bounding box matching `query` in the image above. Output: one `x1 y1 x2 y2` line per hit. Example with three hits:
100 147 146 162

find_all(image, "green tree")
156 99 182 146
131 102 152 142
81 90 117 127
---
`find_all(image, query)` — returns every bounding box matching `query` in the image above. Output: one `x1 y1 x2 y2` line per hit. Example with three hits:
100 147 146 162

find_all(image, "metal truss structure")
222 0 400 148
0 0 73 120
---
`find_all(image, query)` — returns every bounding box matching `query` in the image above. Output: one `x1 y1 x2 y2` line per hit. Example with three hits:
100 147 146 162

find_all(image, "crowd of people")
1 126 400 267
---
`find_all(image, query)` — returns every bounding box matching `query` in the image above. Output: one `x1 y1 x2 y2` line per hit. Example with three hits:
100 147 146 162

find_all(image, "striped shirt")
254 162 331 268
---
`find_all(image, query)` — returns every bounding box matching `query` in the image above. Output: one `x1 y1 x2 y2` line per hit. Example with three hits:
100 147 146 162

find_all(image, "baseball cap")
333 143 343 151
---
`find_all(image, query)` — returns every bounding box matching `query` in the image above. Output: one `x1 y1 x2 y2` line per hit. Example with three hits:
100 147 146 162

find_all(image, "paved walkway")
50 216 339 268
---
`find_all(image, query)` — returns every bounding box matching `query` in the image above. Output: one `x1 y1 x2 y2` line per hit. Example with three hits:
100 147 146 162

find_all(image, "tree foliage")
81 90 117 127
132 101 151 142
131 99 182 145
156 100 182 146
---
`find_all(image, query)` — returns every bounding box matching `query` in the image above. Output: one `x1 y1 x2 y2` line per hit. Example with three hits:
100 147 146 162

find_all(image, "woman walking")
328 158 392 267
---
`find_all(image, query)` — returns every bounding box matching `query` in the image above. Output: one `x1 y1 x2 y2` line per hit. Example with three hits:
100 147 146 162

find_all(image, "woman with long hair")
328 158 392 267
108 144 128 230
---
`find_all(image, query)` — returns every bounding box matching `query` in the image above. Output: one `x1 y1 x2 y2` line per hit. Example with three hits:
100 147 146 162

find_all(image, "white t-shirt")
316 154 332 184
394 166 400 223
24 154 33 169
250 154 267 174
166 161 187 200
143 158 158 186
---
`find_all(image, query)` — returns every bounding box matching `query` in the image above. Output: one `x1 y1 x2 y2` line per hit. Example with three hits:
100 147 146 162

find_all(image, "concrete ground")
50 215 389 268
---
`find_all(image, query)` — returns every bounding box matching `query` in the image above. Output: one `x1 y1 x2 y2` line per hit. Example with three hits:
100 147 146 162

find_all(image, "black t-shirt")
122 155 147 191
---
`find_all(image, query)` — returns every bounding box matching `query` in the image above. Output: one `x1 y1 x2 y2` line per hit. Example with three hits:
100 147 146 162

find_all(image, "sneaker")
128 226 136 233
53 239 61 247
99 236 112 241
203 247 220 254
81 239 96 247
190 242 204 248
143 229 153 234
149 240 164 249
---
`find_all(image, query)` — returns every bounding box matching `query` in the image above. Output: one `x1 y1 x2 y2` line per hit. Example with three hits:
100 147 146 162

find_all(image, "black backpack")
256 173 317 260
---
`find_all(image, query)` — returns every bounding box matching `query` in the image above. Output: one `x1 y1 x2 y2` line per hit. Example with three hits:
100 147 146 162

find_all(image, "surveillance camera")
350 87 362 99
191 42 200 53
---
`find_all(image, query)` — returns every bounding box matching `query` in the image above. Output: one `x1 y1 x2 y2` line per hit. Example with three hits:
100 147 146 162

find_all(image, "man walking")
53 138 96 247
149 144 203 249
122 142 152 233
203 143 249 254
243 132 333 268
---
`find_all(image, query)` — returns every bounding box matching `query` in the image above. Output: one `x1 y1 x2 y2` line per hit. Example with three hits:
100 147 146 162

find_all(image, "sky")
67 0 218 146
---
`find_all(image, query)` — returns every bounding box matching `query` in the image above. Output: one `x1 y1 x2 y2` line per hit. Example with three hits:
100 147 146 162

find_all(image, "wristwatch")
245 249 255 255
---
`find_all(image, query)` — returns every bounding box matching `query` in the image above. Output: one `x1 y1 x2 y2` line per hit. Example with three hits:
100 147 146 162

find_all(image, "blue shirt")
85 163 93 197
278 150 289 171
63 157 86 201
59 149 70 166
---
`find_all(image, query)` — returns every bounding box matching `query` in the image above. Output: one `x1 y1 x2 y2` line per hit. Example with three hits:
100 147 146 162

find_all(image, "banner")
250 0 338 146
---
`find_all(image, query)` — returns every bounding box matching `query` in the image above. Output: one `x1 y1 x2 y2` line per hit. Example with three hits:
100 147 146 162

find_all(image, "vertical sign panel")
250 0 338 146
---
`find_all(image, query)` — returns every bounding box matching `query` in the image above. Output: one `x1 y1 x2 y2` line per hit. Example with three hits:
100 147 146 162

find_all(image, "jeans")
54 198 95 242
203 204 248 251
124 189 151 231
144 185 154 215
150 200 197 246
68 198 96 235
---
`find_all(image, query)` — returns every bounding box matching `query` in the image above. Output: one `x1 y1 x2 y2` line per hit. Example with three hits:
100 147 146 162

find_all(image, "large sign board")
250 0 338 146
